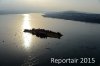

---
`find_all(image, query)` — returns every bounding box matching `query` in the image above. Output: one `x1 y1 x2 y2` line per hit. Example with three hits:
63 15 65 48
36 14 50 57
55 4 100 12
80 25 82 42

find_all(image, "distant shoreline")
0 11 42 15
43 11 100 24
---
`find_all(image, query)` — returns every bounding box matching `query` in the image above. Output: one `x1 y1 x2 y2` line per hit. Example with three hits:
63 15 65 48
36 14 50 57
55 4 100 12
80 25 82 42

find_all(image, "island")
24 28 63 39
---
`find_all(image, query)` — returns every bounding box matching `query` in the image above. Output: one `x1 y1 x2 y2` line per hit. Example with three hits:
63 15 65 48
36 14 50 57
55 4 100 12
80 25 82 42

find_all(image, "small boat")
24 28 63 39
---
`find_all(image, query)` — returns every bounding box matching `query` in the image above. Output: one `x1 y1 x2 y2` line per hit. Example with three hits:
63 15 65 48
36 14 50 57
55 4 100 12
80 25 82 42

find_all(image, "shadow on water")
23 28 63 39
43 11 100 24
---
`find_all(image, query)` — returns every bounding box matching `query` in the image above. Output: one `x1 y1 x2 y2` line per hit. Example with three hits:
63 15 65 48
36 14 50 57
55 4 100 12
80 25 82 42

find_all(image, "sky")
0 0 100 13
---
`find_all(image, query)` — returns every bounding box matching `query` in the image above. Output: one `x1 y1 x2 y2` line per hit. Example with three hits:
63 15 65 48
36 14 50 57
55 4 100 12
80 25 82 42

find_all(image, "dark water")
0 13 100 66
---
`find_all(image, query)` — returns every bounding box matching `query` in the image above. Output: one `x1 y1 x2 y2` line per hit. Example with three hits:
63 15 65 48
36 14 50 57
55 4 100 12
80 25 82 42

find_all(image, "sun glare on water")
22 14 32 49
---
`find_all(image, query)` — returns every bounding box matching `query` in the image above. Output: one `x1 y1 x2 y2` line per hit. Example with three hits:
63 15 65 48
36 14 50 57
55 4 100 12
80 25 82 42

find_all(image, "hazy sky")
0 0 100 13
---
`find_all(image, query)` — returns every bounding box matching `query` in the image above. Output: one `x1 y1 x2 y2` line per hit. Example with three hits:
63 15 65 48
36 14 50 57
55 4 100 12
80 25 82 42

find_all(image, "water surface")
0 13 100 66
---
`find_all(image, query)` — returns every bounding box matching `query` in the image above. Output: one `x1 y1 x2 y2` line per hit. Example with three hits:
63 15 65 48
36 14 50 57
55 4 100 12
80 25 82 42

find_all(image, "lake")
0 13 100 66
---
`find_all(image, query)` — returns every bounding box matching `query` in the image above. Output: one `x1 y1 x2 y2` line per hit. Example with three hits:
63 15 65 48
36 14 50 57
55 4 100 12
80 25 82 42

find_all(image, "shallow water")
0 13 100 66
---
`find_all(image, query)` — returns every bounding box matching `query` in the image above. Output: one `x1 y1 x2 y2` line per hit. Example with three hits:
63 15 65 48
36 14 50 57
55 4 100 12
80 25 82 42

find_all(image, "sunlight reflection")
22 14 32 49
